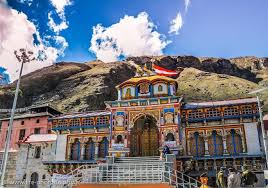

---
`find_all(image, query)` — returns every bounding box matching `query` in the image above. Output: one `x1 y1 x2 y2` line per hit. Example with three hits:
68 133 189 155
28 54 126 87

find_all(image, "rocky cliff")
0 56 267 113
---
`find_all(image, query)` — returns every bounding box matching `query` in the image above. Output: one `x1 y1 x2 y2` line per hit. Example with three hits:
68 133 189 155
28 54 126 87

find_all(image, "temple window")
241 105 253 115
63 119 69 126
208 130 223 156
99 137 109 158
226 129 242 155
158 85 163 92
224 107 239 116
70 138 81 160
188 109 203 119
190 132 205 157
166 133 175 141
30 172 38 188
57 120 64 127
206 108 221 117
84 138 95 160
83 118 94 126
96 116 109 125
70 118 80 126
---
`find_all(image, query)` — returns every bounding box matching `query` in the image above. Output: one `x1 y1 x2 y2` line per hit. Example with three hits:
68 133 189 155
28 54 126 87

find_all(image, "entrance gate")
130 115 159 156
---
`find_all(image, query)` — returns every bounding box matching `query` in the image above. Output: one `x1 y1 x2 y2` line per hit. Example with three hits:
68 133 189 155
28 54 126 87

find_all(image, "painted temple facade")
47 74 265 177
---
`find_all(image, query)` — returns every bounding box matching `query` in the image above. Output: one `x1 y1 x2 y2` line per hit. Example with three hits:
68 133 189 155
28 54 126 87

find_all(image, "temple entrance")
130 115 159 156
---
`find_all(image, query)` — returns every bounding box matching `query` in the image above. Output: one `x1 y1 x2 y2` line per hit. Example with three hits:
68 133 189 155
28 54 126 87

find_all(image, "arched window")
30 172 38 188
116 135 123 143
190 132 205 157
42 174 46 180
23 174 26 180
85 138 95 160
99 137 109 158
70 139 81 160
158 85 163 92
166 133 175 141
208 130 223 156
226 129 242 155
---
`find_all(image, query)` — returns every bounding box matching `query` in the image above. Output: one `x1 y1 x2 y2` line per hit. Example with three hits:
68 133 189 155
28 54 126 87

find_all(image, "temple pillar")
187 137 191 155
95 142 100 159
80 143 86 160
67 143 72 160
222 135 228 155
204 136 209 156
241 135 246 153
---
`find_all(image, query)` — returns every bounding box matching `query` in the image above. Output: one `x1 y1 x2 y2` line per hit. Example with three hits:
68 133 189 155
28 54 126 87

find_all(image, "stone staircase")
65 156 206 188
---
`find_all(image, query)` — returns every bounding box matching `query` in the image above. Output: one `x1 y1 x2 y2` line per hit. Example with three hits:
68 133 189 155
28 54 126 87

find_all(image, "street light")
248 87 268 169
0 48 46 187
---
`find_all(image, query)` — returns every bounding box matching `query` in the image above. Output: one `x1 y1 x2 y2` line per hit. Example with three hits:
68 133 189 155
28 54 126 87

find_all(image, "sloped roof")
23 134 57 143
0 112 53 121
52 111 110 120
183 97 257 109
117 75 176 88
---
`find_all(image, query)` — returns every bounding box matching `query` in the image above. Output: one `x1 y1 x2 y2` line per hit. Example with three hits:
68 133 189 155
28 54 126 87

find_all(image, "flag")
153 64 178 76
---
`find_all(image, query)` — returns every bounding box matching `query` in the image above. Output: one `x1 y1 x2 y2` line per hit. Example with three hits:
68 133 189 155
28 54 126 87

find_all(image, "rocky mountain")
0 56 267 114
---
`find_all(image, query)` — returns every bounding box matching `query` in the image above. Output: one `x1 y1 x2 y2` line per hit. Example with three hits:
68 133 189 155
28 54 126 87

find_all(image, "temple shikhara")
0 67 266 187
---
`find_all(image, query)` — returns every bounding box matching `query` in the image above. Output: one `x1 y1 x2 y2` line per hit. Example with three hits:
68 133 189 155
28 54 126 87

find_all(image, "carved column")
95 142 100 159
222 134 228 155
241 135 246 153
204 136 209 156
187 136 191 156
66 143 72 160
80 143 86 160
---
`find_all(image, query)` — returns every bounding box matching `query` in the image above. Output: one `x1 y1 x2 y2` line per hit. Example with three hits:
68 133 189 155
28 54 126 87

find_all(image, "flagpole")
0 59 24 188
0 49 38 187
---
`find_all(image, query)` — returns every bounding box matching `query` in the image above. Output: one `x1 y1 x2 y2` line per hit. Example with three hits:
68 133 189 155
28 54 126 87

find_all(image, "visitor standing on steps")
216 167 227 188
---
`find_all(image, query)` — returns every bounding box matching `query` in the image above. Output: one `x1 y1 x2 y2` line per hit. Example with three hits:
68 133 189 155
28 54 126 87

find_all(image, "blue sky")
1 0 268 81
6 0 268 62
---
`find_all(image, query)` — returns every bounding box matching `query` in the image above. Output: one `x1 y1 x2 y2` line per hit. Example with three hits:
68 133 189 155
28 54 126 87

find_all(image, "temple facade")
45 74 265 181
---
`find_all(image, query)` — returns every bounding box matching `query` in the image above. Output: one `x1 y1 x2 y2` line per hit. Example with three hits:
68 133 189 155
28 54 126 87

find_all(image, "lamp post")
248 87 268 169
0 48 46 187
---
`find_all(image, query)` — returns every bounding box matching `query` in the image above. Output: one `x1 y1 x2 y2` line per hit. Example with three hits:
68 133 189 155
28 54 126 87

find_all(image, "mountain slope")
0 56 267 113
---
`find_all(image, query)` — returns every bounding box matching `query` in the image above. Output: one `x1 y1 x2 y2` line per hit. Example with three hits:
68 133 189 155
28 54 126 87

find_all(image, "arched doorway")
130 115 159 156
30 172 38 188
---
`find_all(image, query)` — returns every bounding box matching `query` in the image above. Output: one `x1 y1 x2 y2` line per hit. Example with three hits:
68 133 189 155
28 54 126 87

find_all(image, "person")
241 166 258 187
162 145 171 156
216 167 227 188
227 168 241 188
200 172 209 188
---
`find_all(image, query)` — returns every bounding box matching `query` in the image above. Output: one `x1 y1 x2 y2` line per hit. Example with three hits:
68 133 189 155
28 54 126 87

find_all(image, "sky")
0 0 268 82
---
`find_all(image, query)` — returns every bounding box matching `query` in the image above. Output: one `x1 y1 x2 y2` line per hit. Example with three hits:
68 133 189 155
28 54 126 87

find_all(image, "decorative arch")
130 111 160 128
189 132 205 157
208 130 223 156
226 129 242 155
30 172 38 188
85 138 95 160
99 137 109 158
70 138 81 160
165 132 175 141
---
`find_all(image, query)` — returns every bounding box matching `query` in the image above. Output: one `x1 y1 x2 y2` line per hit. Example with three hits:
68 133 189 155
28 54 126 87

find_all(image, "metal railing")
65 162 208 188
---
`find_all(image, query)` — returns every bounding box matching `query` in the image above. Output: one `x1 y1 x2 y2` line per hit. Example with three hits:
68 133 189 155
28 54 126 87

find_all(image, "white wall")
244 122 262 155
55 134 67 161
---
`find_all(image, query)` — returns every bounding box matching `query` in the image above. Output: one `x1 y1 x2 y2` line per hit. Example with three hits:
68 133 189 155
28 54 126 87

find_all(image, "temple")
44 74 265 185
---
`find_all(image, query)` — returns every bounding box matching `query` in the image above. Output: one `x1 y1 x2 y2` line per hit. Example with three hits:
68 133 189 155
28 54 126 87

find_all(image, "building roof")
117 75 176 88
183 97 258 109
0 112 54 121
52 111 111 120
23 134 57 143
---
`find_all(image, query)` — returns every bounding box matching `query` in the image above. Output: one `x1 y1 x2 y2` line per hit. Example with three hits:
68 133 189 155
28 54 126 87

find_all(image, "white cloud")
48 11 68 34
169 12 183 35
54 36 68 56
49 0 71 19
0 4 59 82
184 0 191 12
89 12 170 62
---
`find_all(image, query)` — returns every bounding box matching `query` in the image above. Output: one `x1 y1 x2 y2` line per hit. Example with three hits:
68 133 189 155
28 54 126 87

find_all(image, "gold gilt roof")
117 75 176 88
